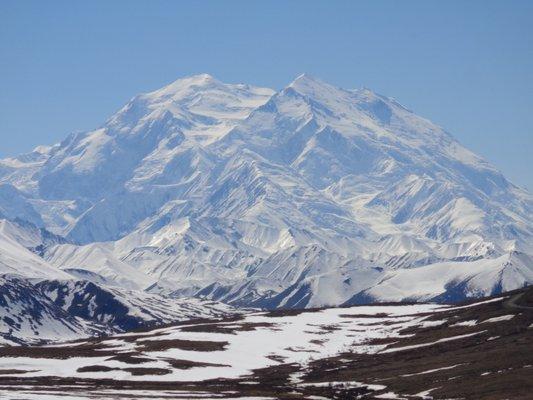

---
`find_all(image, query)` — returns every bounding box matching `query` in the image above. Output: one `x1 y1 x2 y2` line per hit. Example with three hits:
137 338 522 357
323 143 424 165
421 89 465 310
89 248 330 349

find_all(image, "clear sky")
1 1 532 189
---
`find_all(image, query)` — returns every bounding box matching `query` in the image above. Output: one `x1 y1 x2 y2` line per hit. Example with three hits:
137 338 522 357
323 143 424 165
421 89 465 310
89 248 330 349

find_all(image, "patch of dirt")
179 321 275 334
136 338 229 352
265 354 287 363
106 352 153 364
263 308 320 318
77 365 117 373
0 343 116 359
166 359 229 369
123 367 172 376
0 369 36 374
338 313 390 319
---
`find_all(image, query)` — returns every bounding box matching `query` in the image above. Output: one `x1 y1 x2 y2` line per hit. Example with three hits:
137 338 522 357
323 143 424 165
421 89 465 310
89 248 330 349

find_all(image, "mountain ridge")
0 73 531 311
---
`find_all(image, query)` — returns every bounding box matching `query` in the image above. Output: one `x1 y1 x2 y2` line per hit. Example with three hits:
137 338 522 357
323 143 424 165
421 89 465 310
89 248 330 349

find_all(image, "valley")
0 287 531 399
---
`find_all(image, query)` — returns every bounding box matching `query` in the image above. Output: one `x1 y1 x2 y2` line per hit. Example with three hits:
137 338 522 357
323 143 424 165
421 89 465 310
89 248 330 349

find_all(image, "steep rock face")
0 74 532 308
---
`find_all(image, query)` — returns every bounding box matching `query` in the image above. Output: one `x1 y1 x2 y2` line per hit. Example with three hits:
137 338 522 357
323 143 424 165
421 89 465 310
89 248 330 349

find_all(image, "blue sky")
1 0 532 189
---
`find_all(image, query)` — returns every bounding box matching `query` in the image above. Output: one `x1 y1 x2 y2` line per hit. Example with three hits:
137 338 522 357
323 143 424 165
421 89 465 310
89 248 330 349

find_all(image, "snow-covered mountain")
0 273 238 345
0 219 70 280
0 219 238 344
1 73 532 309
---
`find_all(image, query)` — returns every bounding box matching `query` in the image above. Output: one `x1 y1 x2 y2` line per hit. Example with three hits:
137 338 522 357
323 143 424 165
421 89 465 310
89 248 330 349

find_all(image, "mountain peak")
178 73 217 85
288 73 328 90
146 73 220 99
173 73 217 85
284 73 346 105
291 72 315 82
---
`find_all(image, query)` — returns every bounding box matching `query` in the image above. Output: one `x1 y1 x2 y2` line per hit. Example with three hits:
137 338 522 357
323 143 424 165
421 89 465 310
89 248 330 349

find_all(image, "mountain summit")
0 74 532 309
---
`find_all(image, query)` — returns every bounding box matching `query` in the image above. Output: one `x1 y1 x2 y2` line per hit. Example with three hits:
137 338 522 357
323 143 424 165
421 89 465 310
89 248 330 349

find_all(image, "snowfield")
2 303 442 382
0 288 532 399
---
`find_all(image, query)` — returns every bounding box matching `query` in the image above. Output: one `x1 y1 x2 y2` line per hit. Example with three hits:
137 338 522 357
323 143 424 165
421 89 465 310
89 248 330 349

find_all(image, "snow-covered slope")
0 219 71 280
0 274 238 345
0 275 94 345
0 218 238 344
347 251 533 304
1 73 532 308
